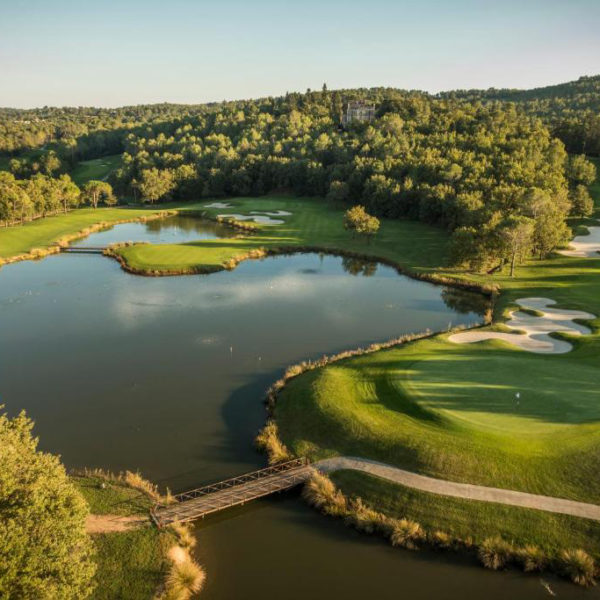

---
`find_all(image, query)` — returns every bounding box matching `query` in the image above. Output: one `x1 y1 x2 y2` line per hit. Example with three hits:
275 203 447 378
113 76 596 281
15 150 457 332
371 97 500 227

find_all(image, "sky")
0 0 599 108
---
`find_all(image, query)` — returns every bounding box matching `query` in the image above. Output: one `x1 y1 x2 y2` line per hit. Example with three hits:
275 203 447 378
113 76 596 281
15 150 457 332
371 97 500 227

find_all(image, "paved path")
316 457 600 521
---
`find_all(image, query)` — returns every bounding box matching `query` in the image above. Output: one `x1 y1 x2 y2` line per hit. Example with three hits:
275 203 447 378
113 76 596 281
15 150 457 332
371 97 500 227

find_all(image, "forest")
0 77 597 271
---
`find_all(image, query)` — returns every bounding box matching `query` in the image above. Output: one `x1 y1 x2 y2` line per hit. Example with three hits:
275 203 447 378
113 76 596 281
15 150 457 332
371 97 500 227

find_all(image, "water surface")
74 214 237 247
0 231 592 600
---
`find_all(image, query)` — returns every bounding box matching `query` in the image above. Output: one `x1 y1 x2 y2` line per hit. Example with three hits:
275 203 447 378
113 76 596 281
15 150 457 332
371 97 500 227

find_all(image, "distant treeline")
0 80 598 269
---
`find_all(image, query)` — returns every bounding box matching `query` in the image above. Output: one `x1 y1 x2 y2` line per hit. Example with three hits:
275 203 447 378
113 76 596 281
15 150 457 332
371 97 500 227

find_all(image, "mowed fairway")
272 193 600 515
118 196 449 274
70 154 123 186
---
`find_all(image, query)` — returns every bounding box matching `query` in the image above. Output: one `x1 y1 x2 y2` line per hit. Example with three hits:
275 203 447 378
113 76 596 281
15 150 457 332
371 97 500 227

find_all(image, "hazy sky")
1 0 599 107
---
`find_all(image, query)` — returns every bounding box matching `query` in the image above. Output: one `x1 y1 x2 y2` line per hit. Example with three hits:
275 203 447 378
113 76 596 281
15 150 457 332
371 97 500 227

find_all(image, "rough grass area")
91 528 170 600
70 154 123 186
0 205 169 259
331 470 600 559
72 475 171 600
72 474 154 516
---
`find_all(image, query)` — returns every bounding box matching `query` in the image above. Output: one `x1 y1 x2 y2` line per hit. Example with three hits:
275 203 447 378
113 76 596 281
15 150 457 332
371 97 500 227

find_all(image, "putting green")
400 345 600 435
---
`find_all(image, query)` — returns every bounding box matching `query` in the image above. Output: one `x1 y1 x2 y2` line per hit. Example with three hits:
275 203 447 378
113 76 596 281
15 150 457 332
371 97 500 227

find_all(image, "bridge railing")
164 457 309 505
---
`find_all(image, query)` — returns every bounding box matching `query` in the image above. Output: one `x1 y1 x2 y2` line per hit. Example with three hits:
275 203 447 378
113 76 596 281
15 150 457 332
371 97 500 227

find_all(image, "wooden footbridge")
151 458 312 527
61 246 106 254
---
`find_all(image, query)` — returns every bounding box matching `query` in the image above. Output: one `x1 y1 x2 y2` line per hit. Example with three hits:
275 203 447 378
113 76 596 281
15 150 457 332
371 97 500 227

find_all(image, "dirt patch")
86 513 147 534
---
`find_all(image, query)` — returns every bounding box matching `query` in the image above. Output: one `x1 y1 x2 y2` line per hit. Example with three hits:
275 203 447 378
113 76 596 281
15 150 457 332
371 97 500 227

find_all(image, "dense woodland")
0 77 598 271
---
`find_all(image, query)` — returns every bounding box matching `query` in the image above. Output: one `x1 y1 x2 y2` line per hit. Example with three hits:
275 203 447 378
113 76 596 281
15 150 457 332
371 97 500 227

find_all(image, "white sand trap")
204 202 233 209
250 210 292 217
217 213 284 225
559 225 600 258
449 297 595 354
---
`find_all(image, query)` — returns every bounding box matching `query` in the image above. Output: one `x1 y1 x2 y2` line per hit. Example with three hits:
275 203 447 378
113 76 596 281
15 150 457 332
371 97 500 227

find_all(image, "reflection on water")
441 287 491 316
341 256 378 277
0 253 584 600
75 215 238 247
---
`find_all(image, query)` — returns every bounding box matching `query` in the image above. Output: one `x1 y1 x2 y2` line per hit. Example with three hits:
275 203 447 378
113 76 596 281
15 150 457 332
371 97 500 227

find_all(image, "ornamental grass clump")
429 530 454 550
163 553 206 600
302 472 347 517
344 497 382 534
478 536 515 570
389 518 425 550
516 544 546 573
255 421 292 464
559 549 596 587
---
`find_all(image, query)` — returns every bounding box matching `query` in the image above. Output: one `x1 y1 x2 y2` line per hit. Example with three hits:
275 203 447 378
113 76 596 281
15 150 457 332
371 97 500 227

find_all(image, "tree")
327 180 349 202
566 154 596 187
0 410 95 598
82 180 115 208
569 185 594 218
344 205 380 242
499 216 534 277
57 174 81 213
137 168 175 203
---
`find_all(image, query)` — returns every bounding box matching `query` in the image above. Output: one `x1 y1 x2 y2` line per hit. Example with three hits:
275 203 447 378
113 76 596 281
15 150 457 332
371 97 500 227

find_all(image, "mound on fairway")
275 334 600 504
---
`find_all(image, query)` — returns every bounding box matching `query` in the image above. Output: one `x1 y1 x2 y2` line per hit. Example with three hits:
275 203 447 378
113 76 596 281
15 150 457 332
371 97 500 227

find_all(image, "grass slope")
70 154 123 186
72 475 171 600
332 470 600 559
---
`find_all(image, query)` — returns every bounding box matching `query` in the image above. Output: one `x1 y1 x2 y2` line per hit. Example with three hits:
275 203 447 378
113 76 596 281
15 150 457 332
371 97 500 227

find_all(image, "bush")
478 537 514 570
559 549 596 587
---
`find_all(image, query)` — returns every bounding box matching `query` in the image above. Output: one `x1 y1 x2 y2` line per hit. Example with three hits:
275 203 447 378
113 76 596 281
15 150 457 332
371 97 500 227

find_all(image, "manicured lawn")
332 470 600 559
0 205 168 259
117 196 449 275
70 154 123 186
72 475 171 600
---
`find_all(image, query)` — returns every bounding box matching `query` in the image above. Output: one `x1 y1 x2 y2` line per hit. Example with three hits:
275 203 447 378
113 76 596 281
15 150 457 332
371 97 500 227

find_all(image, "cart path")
316 457 600 521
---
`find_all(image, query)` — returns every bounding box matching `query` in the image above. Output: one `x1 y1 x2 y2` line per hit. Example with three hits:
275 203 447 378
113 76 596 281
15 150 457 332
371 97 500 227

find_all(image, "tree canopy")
0 410 95 599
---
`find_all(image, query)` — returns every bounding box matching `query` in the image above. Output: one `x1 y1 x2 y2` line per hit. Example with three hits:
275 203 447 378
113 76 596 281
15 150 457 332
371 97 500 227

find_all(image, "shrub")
389 518 425 550
559 549 596 587
478 537 514 570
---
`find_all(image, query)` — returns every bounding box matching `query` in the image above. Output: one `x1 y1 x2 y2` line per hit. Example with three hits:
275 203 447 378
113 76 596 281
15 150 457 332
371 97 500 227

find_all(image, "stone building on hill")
341 101 376 126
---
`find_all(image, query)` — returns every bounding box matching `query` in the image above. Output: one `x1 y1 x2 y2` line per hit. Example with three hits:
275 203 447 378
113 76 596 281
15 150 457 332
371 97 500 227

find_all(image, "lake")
0 217 592 599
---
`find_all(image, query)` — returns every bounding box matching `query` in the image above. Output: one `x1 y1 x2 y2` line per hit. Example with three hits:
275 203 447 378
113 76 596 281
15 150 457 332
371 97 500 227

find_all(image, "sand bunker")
250 210 292 217
559 225 600 258
204 202 233 209
449 297 595 354
217 210 291 225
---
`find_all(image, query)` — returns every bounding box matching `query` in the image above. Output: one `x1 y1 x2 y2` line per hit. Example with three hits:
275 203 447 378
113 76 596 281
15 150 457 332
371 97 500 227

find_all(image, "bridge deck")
62 246 106 254
152 458 312 527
